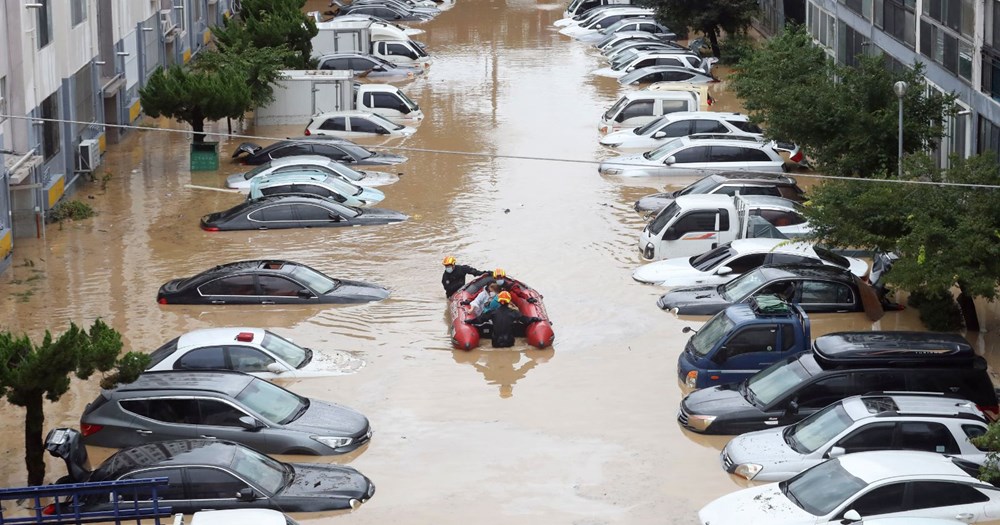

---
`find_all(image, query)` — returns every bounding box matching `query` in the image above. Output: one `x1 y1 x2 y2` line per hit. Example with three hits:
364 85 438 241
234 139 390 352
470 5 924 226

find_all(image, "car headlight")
686 370 698 388
601 167 622 175
603 142 620 148
687 414 716 431
313 436 353 448
734 463 763 480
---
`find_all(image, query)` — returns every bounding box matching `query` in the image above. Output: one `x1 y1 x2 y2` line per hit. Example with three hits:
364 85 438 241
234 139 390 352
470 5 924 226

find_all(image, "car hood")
633 257 707 286
357 187 385 205
355 207 408 223
281 463 372 499
361 152 408 166
723 428 804 477
286 399 369 436
354 170 400 187
591 67 626 79
599 128 643 146
698 484 811 525
599 153 656 173
683 383 753 417
633 192 676 214
226 173 254 191
328 279 391 302
656 285 729 313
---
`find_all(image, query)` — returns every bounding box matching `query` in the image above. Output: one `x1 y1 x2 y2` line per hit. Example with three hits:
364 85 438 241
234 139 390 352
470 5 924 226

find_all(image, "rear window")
147 337 180 367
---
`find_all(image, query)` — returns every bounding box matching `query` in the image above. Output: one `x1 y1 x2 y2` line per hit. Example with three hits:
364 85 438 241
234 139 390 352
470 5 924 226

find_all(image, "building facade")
0 0 234 275
804 0 1000 167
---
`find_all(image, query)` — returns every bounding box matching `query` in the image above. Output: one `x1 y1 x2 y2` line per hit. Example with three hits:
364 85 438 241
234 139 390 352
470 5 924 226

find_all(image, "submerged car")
156 260 389 305
699 451 1000 525
600 112 761 149
231 138 407 166
305 110 416 139
632 239 867 287
618 65 716 86
226 156 399 191
46 429 375 513
657 264 882 317
634 172 806 216
81 370 372 454
599 135 786 177
200 195 407 231
248 172 385 207
316 53 423 80
721 393 989 482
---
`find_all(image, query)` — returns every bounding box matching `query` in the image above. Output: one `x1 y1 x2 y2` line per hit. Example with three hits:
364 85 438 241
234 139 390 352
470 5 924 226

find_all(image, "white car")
558 8 654 37
698 451 1000 525
248 172 385 208
601 112 761 150
146 328 364 379
305 111 416 139
178 509 297 525
631 239 867 286
598 135 786 177
593 52 712 79
226 155 399 192
722 393 990 483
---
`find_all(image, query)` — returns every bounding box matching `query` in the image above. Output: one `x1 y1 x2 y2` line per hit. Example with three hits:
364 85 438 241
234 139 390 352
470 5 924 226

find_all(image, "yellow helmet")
493 268 506 279
443 256 456 266
497 291 512 304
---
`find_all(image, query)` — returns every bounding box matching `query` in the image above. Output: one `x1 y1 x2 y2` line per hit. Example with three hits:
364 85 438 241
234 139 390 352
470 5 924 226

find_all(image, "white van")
599 90 711 133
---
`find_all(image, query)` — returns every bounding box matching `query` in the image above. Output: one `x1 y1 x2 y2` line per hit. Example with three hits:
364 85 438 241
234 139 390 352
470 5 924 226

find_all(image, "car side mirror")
715 265 733 276
841 509 861 524
664 155 677 165
375 66 386 72
682 326 693 334
237 488 256 502
329 213 343 222
786 399 799 415
826 446 846 459
298 289 314 299
266 363 285 374
653 131 667 139
238 416 264 432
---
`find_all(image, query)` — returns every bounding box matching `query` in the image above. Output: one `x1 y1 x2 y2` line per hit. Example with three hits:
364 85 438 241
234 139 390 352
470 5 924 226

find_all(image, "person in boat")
489 268 538 304
464 291 541 348
468 283 501 315
442 256 487 298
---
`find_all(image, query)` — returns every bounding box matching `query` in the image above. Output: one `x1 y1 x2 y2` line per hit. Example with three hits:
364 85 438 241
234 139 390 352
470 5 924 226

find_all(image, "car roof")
187 260 311 283
844 394 986 422
673 194 736 207
835 450 978 484
97 440 241 480
189 509 290 525
267 155 339 168
176 327 268 348
114 370 256 397
706 171 797 184
619 90 697 102
736 195 802 209
253 172 338 185
312 110 385 119
629 65 704 74
675 135 769 148
727 238 802 253
755 263 856 283
813 332 977 366
656 111 746 122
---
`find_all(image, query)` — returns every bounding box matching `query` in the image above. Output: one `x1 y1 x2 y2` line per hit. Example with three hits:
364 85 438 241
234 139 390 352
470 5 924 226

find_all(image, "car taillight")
789 151 804 163
202 226 219 232
304 129 311 136
80 424 103 437
158 297 167 305
42 504 56 515
707 95 714 106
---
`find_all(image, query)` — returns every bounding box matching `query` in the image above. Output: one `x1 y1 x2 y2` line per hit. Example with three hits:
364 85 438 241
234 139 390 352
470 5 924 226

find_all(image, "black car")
657 264 882 317
46 430 375 513
634 172 806 215
334 2 434 21
156 260 389 305
201 194 407 231
678 331 999 434
316 53 423 79
232 139 407 166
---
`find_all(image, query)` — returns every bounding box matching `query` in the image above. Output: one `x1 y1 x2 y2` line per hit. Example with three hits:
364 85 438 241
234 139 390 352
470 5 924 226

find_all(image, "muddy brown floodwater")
2 0 1000 523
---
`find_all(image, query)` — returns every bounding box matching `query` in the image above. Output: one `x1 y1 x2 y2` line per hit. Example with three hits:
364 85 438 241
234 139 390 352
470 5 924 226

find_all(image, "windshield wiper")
282 399 310 424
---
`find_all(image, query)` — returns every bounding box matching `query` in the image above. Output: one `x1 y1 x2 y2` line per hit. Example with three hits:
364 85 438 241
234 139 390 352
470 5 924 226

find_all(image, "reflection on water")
453 347 555 398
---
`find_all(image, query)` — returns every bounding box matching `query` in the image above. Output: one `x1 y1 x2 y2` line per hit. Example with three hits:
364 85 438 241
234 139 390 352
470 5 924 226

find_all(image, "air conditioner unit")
79 139 101 172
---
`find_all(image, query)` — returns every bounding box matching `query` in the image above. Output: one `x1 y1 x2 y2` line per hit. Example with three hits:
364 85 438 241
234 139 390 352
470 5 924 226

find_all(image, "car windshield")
677 175 720 196
635 116 668 136
229 445 289 495
745 358 810 406
647 201 680 235
645 138 684 160
340 144 374 160
242 163 274 181
603 96 629 120
261 332 309 369
235 378 308 424
289 265 340 295
780 459 867 516
721 268 769 301
689 313 734 357
787 403 854 454
397 90 420 111
690 245 735 271
814 246 850 268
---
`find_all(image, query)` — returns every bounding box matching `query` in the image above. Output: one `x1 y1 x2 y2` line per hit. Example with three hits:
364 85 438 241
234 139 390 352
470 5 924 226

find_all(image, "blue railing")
0 478 172 525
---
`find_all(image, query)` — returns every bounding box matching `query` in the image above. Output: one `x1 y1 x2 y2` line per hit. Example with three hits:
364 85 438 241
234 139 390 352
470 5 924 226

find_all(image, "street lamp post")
893 81 908 178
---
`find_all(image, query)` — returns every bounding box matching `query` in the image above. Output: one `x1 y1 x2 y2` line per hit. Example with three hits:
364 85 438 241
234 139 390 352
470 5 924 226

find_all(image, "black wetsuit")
442 264 485 298
468 307 537 348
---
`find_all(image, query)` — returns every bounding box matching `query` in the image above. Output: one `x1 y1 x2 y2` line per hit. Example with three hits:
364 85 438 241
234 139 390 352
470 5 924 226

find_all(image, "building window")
988 1 1000 47
883 0 916 48
842 0 871 21
36 0 53 48
978 115 1000 162
922 0 974 39
71 0 87 26
808 2 836 50
921 21 973 81
0 76 6 123
40 93 60 161
982 51 1000 101
838 22 870 67
72 65 95 135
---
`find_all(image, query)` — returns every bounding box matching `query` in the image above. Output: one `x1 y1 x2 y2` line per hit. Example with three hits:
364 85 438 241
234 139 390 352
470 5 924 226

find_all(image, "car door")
793 280 859 313
692 120 729 135
836 481 991 522
832 422 897 454
267 144 312 161
717 253 766 279
318 57 351 71
293 203 346 229
182 467 260 511
757 209 810 237
227 345 285 378
665 145 712 176
197 275 259 305
310 144 354 162
317 116 347 136
369 91 409 119
790 374 851 420
257 275 317 304
247 204 299 231
893 421 961 455
350 117 389 136
625 57 656 73
384 41 418 62
118 398 202 443
738 147 783 172
194 399 273 452
615 99 655 128
173 346 227 371
650 121 692 140
834 482 907 522
117 468 188 512
711 324 779 385
661 210 720 254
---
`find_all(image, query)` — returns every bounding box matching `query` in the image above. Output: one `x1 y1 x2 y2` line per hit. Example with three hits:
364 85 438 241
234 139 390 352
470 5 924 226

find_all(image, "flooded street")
2 0 1000 523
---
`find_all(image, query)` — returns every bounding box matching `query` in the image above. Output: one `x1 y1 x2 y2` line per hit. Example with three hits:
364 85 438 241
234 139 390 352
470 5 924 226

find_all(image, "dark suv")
634 172 805 215
678 332 998 434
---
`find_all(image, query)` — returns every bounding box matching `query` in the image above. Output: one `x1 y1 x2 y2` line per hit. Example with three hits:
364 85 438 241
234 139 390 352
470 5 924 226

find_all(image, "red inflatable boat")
449 274 554 350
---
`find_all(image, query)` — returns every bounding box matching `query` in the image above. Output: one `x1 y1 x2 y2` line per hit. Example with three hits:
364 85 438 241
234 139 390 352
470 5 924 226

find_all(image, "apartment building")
0 0 234 275
803 0 1000 168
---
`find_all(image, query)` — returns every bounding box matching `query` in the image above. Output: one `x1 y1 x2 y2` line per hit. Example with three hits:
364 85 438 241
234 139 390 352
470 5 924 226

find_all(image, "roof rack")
813 332 977 367
748 294 792 316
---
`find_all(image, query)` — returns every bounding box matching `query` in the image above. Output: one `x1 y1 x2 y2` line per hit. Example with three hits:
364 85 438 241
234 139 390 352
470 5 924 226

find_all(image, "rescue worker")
489 268 537 304
464 291 541 348
441 256 487 298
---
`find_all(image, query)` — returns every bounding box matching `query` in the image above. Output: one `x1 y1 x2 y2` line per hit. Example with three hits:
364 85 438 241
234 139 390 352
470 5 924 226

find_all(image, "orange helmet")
493 268 506 279
497 291 512 304
443 256 456 266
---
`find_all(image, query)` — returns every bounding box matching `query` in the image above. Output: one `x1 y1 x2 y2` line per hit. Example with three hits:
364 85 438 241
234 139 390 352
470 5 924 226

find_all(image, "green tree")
804 153 1000 330
0 320 150 485
139 65 251 143
215 0 318 69
730 26 955 177
194 44 297 111
636 0 758 58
